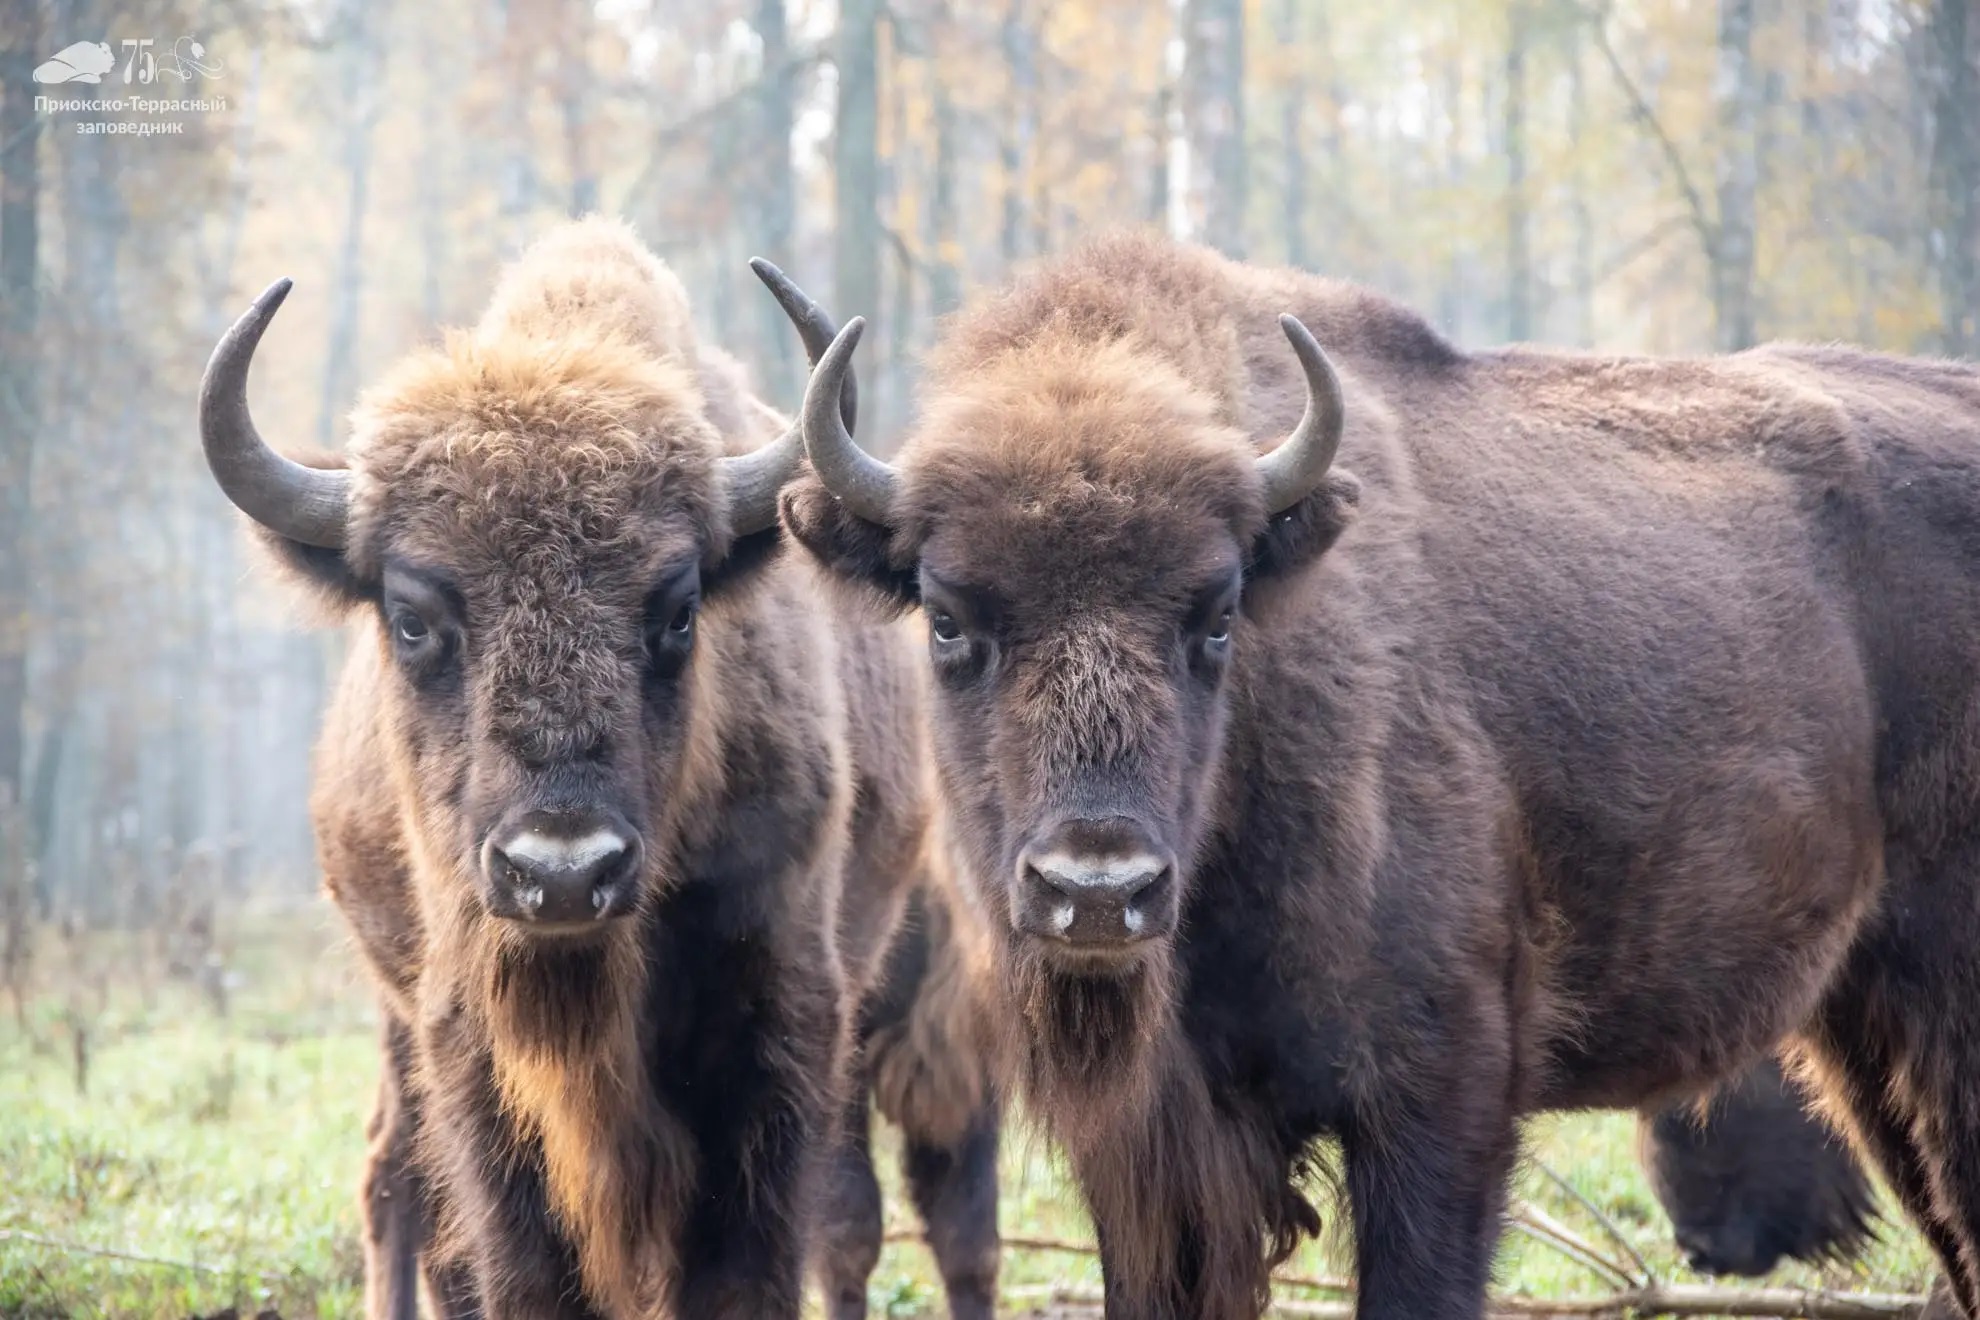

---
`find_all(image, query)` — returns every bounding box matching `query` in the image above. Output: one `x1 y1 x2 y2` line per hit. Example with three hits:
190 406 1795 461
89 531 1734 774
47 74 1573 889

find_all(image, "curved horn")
718 416 803 537
1256 314 1347 515
718 258 866 536
199 278 352 548
799 318 899 524
749 257 857 433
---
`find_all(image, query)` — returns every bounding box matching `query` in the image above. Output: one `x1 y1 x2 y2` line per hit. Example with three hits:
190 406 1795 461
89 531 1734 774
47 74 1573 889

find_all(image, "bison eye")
929 611 964 645
644 573 700 684
1206 609 1234 645
386 604 454 683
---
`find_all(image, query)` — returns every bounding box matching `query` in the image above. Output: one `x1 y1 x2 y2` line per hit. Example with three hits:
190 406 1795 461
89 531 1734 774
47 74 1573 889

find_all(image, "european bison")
1638 1058 1877 1277
768 230 1980 1320
197 219 999 1318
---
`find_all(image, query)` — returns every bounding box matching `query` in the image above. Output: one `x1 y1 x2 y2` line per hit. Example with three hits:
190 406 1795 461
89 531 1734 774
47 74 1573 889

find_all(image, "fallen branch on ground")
1005 1281 1926 1319
958 1221 1927 1318
883 1228 1353 1293
0 1229 289 1285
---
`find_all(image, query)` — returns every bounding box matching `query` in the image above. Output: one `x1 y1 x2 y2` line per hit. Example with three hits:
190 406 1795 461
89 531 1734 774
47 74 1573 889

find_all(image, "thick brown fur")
260 219 998 1319
781 229 1980 1319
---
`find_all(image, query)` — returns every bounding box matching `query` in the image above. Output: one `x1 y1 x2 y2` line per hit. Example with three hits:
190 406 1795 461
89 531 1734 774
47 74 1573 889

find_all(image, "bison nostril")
485 817 640 926
1021 847 1172 944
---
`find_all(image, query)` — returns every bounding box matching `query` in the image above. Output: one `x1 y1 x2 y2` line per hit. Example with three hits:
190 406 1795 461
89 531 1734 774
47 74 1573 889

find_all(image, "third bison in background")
1639 1059 1877 1278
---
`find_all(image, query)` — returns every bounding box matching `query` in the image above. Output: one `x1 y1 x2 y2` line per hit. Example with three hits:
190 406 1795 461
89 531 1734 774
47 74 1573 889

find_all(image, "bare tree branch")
617 47 827 216
1577 2 1719 265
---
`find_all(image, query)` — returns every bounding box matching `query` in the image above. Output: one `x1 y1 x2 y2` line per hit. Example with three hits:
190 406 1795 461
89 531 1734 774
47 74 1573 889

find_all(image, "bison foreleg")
419 1033 599 1320
1342 1087 1519 1320
900 1103 1000 1320
363 1016 480 1320
361 1019 425 1320
672 1081 817 1319
1802 861 1980 1320
815 1092 884 1320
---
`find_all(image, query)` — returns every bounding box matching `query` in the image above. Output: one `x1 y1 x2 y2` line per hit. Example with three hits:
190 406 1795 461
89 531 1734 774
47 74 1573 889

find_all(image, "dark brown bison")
1638 1058 1877 1277
197 219 999 1319
765 230 1980 1320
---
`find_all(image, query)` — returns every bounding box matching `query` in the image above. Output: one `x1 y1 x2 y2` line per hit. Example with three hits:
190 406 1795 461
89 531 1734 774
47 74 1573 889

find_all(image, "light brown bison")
197 219 999 1319
768 229 1980 1319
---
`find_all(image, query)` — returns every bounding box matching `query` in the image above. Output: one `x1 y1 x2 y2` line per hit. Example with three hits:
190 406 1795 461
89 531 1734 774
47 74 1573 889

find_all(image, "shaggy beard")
481 924 646 1067
1006 936 1174 1151
475 918 685 1315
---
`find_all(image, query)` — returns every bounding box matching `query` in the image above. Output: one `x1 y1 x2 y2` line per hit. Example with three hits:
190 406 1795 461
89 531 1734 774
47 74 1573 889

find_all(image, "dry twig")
1531 1159 1655 1284
1508 1202 1642 1290
0 1229 288 1286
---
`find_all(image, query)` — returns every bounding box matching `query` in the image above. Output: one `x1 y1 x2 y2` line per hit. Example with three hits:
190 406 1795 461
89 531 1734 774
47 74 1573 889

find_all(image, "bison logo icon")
33 40 114 84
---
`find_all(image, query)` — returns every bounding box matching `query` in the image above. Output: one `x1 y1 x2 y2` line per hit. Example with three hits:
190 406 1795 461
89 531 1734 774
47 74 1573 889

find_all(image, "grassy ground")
0 910 1941 1318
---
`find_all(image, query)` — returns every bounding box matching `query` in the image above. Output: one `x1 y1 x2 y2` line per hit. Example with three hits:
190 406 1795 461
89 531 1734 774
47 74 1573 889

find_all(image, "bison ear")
701 523 786 601
238 453 374 617
1247 469 1361 584
779 472 920 616
250 527 370 615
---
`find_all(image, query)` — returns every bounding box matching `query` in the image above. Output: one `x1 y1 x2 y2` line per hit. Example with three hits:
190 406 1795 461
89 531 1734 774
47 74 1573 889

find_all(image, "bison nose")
1016 829 1176 949
483 811 640 928
1675 1227 1748 1278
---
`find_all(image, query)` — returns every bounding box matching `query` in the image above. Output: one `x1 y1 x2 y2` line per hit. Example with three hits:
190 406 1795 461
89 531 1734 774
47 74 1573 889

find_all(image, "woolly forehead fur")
893 235 1278 595
339 218 735 587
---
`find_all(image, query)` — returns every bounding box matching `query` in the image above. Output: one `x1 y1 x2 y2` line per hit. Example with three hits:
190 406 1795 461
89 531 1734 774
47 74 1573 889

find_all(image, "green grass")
0 911 1941 1317
1 909 376 1319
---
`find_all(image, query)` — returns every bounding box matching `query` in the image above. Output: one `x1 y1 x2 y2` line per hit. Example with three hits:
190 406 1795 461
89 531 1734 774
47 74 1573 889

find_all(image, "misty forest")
0 0 1976 1314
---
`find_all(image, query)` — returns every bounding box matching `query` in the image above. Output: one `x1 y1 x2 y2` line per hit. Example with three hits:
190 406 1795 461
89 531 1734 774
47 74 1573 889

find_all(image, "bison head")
765 273 1357 1107
199 236 848 968
1638 1060 1879 1277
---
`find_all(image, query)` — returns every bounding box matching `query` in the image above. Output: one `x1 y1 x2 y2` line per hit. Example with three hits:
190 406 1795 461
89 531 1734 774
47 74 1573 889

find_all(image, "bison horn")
750 259 899 525
798 317 899 524
199 278 352 549
1257 314 1347 516
749 258 858 434
720 259 867 536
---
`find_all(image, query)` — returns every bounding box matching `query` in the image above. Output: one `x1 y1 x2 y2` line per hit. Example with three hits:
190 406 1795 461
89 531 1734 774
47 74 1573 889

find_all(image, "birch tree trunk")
752 0 797 380
1928 0 1978 355
0 0 41 848
1277 0 1307 269
1505 0 1533 341
1183 0 1246 256
1714 0 1759 350
999 0 1035 263
835 0 882 325
929 0 963 319
1567 23 1596 347
319 0 393 447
